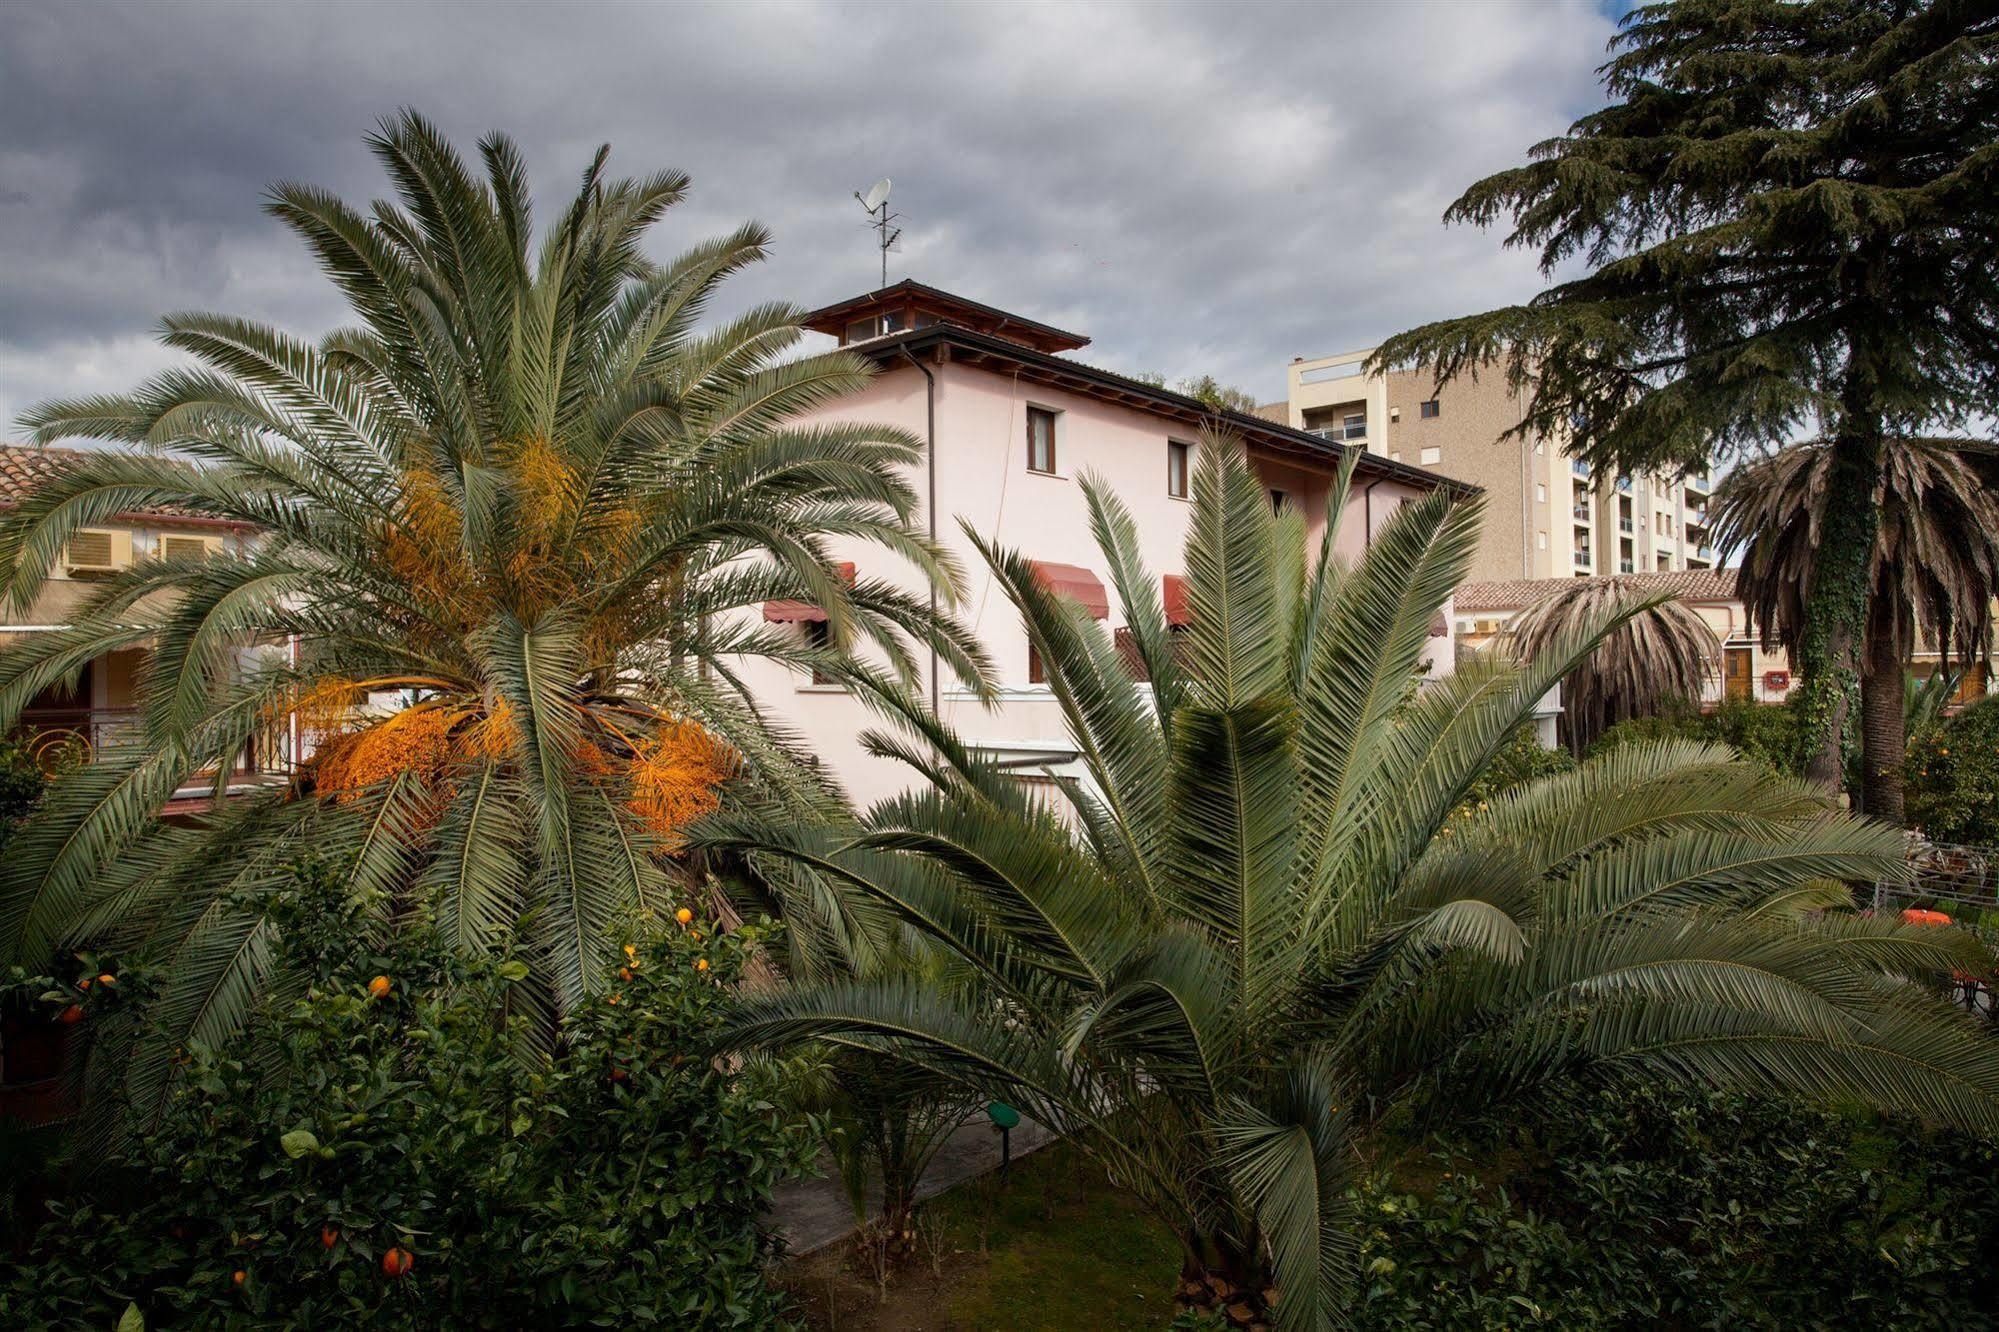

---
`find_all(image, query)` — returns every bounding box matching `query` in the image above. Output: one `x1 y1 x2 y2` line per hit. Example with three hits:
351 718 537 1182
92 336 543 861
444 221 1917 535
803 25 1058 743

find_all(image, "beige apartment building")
1279 348 1715 585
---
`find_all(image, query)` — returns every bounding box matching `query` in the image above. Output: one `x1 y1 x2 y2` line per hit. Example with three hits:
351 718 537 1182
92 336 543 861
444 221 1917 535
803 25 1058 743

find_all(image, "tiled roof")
1456 567 1737 613
0 443 232 524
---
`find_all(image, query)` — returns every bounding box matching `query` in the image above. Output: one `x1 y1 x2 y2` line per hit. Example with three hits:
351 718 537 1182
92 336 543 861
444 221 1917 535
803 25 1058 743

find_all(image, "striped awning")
764 562 857 623
1030 561 1109 619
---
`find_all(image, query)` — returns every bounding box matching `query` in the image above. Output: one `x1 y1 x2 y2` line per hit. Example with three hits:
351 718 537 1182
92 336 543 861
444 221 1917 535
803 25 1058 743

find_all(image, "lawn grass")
775 1138 1182 1330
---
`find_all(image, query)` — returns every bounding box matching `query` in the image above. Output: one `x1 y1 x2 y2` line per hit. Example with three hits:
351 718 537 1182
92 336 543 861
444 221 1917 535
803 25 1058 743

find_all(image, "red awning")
1162 574 1190 627
764 562 856 623
1030 560 1109 619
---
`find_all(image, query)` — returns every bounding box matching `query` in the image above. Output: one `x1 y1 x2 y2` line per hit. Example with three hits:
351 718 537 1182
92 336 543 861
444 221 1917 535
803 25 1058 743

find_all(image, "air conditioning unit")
159 533 223 562
64 528 133 575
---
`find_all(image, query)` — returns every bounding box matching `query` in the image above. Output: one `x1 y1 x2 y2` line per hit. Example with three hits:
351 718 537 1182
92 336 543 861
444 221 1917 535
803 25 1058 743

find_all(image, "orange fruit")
618 966 633 981
607 993 621 1006
321 1225 340 1248
76 978 91 991
96 973 116 988
381 1245 414 1278
367 975 391 999
695 958 709 972
232 1270 247 1287
59 1004 84 1025
675 907 693 925
609 1068 629 1083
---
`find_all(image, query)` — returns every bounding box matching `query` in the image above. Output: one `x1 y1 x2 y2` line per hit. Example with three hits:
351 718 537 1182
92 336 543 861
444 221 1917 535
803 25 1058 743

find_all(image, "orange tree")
0 856 811 1329
0 111 986 1141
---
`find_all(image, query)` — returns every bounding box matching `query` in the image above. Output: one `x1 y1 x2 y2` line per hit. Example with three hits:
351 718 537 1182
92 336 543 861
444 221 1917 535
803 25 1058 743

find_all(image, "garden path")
767 1114 1058 1255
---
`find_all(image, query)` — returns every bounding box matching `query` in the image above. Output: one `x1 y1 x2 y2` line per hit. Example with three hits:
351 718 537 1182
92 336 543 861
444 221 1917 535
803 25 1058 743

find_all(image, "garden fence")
1871 839 1999 1020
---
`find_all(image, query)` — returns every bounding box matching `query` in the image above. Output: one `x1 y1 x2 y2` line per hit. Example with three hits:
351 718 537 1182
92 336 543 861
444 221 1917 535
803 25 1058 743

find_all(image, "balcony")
1685 470 1711 494
1573 549 1593 569
1615 474 1633 493
1571 458 1591 478
1572 503 1593 522
19 707 289 782
1687 506 1708 527
18 706 144 764
1619 560 1635 573
1619 517 1634 533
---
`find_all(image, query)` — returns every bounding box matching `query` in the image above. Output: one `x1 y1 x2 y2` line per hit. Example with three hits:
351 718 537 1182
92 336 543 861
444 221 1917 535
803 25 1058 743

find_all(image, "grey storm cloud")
0 0 1617 428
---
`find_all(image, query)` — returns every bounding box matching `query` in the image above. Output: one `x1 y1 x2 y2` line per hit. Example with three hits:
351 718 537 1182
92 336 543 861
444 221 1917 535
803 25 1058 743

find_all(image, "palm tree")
0 111 987 1135
1712 438 1999 822
1499 577 1720 756
702 437 1999 1330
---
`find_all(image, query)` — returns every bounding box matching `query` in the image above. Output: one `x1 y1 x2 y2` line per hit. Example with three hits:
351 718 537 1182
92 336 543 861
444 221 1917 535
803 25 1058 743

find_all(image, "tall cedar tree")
1371 0 1999 793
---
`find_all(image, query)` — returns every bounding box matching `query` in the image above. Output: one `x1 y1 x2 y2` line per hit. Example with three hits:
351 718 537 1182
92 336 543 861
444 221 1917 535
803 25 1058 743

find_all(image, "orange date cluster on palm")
301 692 732 849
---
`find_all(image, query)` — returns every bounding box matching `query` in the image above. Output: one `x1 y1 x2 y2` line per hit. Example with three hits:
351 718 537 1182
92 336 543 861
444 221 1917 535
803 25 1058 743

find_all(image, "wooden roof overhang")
847 324 1478 498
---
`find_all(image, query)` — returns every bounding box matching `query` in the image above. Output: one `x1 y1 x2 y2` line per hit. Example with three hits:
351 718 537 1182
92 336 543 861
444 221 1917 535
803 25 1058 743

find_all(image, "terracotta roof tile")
1456 568 1737 613
0 443 232 524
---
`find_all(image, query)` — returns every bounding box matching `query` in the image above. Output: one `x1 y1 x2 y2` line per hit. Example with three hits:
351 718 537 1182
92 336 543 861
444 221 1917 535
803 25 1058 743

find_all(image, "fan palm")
1499 577 1719 755
1713 438 1999 822
0 111 987 1134
701 437 1999 1330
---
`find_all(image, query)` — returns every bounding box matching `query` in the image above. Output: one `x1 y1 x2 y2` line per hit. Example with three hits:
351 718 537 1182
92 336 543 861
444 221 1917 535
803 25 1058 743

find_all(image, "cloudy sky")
0 0 1621 429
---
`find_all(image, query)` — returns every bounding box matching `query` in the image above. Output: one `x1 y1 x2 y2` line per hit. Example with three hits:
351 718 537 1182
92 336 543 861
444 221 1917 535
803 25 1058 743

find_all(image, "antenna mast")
854 179 898 289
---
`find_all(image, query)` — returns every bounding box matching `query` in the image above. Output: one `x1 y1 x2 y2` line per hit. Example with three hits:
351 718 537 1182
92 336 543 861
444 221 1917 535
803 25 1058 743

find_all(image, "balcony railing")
1619 517 1634 533
1573 549 1593 568
1685 471 1711 493
1572 504 1593 522
1619 560 1635 573
19 708 286 778
1615 475 1633 493
1687 506 1708 526
1571 459 1591 478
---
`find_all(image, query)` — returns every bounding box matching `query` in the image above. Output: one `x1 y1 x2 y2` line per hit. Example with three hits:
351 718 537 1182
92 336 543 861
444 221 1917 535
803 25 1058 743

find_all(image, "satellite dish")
861 178 891 212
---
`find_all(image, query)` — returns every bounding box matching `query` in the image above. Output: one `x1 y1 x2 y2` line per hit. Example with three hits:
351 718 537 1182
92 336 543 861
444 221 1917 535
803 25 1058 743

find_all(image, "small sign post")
986 1100 1021 1177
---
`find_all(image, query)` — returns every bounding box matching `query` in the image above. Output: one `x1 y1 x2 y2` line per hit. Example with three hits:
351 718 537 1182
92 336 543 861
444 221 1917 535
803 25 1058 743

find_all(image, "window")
1026 406 1058 474
1028 643 1045 685
1537 530 1548 550
1419 399 1441 419
1341 412 1367 441
1535 483 1547 503
802 621 837 686
1167 440 1191 499
1419 446 1442 466
1269 488 1289 514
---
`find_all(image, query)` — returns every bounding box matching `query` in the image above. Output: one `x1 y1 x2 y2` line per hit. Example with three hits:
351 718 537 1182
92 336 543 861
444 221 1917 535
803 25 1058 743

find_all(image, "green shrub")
1590 695 1808 777
1906 698 1999 846
0 861 815 1329
1455 723 1575 811
1357 1085 1999 1329
0 734 45 854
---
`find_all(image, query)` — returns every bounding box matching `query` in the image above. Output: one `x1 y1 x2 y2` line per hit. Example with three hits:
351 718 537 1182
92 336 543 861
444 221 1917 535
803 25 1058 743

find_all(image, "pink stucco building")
738 283 1463 806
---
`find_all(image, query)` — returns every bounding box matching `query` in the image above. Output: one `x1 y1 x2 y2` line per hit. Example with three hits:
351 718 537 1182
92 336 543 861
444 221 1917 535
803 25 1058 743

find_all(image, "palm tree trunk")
1178 1236 1276 1329
1796 428 1880 797
1859 614 1905 823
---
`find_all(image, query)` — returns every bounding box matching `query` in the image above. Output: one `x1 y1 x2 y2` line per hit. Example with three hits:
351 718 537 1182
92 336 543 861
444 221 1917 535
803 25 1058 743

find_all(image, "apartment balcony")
1619 560 1635 573
1685 470 1711 495
1615 474 1633 493
18 707 292 786
1572 503 1593 523
1573 549 1593 569
17 706 144 764
1570 458 1591 478
1618 517 1634 533
1687 506 1708 527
